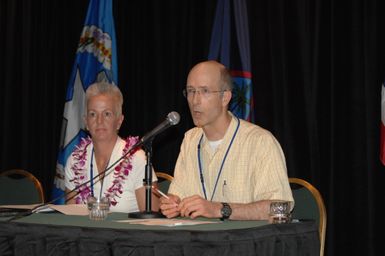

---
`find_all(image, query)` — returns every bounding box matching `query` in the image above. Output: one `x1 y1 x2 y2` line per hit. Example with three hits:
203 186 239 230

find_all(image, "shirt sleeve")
168 136 188 198
64 154 75 190
250 132 294 205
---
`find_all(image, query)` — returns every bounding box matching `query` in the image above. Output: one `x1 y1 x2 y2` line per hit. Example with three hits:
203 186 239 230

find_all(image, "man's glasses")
182 88 227 99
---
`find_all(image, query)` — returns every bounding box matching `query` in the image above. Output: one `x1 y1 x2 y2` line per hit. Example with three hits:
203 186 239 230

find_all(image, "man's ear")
222 90 232 107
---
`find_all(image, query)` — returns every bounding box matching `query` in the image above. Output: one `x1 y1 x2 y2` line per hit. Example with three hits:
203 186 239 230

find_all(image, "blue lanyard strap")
90 148 106 199
197 138 207 199
90 148 95 197
197 117 240 201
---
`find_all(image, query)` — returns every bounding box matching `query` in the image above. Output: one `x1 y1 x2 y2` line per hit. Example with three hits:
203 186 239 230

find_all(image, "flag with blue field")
208 0 254 122
52 0 118 204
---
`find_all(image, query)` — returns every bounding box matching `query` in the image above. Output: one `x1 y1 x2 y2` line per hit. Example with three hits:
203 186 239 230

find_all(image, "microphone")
140 111 180 145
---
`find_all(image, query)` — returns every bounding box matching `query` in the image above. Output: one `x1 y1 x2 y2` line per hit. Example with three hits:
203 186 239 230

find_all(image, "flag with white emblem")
52 0 118 203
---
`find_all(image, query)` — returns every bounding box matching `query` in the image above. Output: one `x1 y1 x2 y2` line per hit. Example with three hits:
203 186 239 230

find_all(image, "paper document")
0 204 38 210
116 218 219 227
37 204 89 215
0 204 89 216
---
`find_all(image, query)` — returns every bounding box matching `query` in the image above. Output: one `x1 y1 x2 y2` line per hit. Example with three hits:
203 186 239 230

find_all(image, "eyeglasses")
182 87 227 99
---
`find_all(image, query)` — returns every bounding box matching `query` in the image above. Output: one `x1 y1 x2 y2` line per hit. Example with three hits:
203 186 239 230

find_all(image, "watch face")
221 203 232 218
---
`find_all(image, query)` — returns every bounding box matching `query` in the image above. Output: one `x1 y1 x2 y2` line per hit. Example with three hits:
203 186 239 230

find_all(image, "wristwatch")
220 202 232 220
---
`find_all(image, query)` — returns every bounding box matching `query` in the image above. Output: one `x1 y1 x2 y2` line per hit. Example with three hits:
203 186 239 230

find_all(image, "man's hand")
178 195 222 219
159 194 181 218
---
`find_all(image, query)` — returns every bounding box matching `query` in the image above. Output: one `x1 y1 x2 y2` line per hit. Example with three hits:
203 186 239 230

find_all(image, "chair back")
289 177 326 256
0 169 45 205
155 172 173 194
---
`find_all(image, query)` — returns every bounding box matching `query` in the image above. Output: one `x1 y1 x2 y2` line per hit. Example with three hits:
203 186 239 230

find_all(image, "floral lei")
70 136 139 206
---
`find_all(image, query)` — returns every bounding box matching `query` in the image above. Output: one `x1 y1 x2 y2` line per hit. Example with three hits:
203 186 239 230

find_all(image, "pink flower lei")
70 136 139 206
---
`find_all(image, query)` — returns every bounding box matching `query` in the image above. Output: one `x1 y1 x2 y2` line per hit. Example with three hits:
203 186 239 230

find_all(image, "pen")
223 180 227 197
152 186 170 199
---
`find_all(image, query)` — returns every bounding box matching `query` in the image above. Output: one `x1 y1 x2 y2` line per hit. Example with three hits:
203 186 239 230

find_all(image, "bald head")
187 60 233 91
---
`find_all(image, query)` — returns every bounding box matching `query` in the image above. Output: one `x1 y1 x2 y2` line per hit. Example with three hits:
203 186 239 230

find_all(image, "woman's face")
85 94 124 143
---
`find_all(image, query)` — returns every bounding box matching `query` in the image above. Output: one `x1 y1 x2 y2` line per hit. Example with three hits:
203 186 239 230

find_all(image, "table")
0 212 319 256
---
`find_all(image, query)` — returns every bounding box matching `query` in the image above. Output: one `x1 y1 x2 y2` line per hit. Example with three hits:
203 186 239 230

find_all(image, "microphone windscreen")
167 111 180 125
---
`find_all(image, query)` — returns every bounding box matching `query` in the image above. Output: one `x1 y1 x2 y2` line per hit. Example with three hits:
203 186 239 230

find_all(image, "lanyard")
90 148 107 199
197 117 240 201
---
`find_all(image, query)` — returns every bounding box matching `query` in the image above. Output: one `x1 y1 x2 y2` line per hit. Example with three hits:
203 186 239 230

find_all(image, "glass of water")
88 197 110 221
269 201 291 224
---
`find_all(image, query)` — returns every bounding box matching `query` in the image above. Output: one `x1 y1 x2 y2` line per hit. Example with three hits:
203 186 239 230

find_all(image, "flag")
52 0 118 204
208 0 254 122
381 83 385 165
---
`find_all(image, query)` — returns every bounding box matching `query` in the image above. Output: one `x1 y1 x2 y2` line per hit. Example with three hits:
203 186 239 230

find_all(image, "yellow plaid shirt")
169 112 294 205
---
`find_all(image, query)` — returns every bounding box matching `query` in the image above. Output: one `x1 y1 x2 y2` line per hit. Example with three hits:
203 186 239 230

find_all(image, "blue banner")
208 0 254 122
52 0 118 204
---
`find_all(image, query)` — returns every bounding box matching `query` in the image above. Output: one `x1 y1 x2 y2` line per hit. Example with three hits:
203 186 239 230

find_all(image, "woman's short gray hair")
85 82 123 116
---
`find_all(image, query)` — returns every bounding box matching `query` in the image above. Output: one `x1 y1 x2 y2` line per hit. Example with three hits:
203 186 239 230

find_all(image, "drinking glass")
269 201 291 224
88 197 110 221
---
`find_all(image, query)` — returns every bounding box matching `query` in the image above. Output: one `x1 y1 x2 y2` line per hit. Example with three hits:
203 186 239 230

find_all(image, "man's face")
85 94 123 142
185 64 226 129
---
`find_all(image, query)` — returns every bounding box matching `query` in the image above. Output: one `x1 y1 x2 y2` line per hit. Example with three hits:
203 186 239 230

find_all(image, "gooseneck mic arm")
71 110 179 203
59 111 180 209
7 111 181 222
6 141 142 222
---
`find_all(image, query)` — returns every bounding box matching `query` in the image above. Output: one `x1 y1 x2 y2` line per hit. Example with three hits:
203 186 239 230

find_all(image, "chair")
0 169 45 205
289 178 326 256
155 171 173 194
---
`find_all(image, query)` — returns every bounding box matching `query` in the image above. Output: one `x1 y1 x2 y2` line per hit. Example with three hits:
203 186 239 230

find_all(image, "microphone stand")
128 139 165 218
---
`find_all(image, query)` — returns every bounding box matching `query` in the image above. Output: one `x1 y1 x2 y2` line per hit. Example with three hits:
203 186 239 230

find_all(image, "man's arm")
178 195 272 220
227 200 271 220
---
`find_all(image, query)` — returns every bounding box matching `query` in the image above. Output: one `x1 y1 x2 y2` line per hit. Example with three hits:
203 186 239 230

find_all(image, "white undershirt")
208 139 223 152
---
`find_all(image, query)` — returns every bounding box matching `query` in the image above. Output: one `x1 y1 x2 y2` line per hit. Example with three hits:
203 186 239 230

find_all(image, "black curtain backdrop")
0 0 384 255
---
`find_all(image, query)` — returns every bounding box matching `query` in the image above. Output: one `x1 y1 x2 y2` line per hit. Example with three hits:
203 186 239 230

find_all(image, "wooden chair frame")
0 169 45 203
289 177 326 256
155 171 173 195
155 172 173 182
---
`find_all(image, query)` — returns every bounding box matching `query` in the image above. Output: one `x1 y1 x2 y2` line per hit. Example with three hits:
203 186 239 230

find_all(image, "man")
160 60 293 220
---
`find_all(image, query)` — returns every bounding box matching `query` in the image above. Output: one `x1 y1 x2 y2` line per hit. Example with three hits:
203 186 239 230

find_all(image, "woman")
64 82 159 213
